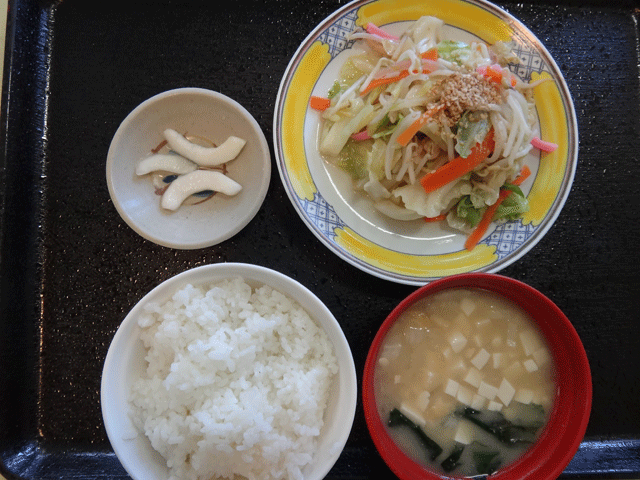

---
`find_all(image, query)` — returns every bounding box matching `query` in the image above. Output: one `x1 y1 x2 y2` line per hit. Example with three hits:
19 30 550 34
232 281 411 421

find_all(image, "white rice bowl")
101 264 357 480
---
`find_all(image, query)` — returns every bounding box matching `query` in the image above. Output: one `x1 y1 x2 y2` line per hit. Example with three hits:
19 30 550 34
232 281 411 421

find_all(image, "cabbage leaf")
393 178 472 219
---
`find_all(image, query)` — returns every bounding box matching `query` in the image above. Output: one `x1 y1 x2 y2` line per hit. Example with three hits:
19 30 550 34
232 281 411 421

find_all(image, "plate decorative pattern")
274 0 577 285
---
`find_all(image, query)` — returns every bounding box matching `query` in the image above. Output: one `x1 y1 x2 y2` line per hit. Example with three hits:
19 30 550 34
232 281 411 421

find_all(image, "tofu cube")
417 390 431 410
532 347 551 367
454 421 474 445
531 390 542 405
460 297 476 316
497 378 516 406
477 381 499 401
457 385 474 407
524 359 539 372
488 400 503 411
449 356 468 378
432 315 450 328
444 378 460 397
514 388 534 405
492 352 503 369
506 323 518 348
425 393 456 422
470 394 487 410
422 369 443 391
400 402 426 427
464 367 483 388
519 330 543 356
471 348 490 370
504 360 525 381
475 318 492 330
448 331 468 353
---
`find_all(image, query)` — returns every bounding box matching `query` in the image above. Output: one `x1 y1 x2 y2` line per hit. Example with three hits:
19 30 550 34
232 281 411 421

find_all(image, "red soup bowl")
363 273 591 480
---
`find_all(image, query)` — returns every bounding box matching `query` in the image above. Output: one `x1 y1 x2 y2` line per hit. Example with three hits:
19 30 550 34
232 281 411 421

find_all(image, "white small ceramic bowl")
101 263 358 480
106 88 271 249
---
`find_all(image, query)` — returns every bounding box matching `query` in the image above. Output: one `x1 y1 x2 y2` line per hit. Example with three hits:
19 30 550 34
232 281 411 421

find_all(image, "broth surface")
375 288 555 476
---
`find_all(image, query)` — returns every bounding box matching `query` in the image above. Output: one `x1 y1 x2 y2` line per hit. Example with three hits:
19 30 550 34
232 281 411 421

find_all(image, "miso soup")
375 288 556 477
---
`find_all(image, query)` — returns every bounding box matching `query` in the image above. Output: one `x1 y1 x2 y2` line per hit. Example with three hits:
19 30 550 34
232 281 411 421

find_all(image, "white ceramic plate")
107 88 271 250
274 0 577 285
101 263 358 480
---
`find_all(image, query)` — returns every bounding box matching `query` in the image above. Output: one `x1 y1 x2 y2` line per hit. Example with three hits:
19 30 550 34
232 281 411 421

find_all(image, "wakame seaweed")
472 448 502 475
458 407 539 445
441 442 465 472
388 409 443 460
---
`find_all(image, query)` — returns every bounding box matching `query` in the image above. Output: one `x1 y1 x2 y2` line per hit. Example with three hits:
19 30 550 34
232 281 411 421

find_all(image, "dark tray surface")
1 0 639 478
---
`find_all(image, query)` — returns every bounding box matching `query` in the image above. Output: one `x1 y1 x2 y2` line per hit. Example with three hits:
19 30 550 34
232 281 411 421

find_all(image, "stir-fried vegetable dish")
311 16 555 250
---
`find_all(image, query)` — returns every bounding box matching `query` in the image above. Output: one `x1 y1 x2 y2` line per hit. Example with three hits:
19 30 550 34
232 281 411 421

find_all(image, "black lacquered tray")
1 0 639 478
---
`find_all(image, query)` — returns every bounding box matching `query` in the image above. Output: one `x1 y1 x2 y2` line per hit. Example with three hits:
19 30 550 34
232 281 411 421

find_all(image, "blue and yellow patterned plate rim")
273 0 577 285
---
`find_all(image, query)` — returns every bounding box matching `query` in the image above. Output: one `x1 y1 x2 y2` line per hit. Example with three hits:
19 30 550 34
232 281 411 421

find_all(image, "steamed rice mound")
130 276 338 480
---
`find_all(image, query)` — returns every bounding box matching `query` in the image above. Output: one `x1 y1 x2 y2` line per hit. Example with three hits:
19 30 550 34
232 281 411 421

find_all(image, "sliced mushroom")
161 170 242 211
135 153 198 176
163 128 246 167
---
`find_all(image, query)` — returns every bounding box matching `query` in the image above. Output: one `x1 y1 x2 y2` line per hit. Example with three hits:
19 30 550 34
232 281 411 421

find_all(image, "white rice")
129 276 338 480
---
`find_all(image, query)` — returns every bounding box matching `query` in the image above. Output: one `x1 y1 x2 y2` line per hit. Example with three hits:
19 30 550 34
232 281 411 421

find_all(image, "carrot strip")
477 63 503 84
396 104 445 147
464 189 511 250
464 165 532 250
485 64 503 84
420 129 495 193
424 213 447 223
512 165 532 186
360 70 410 96
309 96 331 111
421 48 438 61
361 58 439 97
